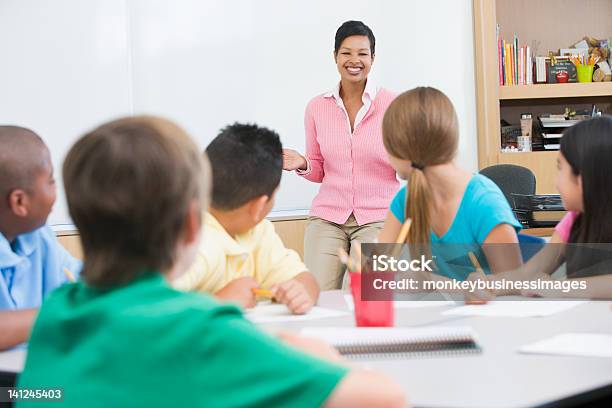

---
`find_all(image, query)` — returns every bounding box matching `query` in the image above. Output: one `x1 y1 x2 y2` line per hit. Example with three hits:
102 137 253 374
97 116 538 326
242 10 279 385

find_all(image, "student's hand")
282 149 307 171
272 278 315 315
215 277 258 309
277 331 342 363
464 271 494 304
520 273 568 298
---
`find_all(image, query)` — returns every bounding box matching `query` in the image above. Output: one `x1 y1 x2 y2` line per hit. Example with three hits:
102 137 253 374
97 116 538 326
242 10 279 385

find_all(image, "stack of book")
512 194 566 227
497 25 533 86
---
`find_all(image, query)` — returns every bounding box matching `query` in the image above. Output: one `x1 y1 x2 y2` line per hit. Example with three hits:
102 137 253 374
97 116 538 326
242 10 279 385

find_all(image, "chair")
518 233 545 262
480 164 536 209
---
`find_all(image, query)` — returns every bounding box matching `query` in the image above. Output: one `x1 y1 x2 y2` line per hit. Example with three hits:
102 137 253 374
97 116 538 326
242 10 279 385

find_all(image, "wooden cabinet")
473 0 612 193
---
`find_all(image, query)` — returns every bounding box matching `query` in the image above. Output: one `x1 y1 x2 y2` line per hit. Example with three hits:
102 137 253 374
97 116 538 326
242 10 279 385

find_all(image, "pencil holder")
349 271 394 327
576 65 594 83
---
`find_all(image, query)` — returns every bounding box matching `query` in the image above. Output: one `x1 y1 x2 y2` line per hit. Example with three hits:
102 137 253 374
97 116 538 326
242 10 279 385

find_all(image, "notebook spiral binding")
336 335 482 359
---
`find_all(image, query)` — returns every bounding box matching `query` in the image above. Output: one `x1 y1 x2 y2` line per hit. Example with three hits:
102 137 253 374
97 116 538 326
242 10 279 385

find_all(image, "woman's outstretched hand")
282 148 308 171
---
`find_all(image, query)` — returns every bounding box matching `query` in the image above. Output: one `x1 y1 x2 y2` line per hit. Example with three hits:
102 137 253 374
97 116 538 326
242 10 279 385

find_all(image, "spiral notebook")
301 326 481 359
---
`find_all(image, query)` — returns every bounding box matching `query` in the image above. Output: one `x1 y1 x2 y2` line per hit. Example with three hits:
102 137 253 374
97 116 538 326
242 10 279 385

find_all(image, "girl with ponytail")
378 87 522 280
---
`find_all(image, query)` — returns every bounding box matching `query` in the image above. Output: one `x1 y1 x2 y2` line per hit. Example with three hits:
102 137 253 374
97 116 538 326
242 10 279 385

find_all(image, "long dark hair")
560 115 612 277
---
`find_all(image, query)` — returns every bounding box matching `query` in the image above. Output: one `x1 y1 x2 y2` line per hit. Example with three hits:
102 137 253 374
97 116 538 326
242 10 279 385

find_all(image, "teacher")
283 20 399 290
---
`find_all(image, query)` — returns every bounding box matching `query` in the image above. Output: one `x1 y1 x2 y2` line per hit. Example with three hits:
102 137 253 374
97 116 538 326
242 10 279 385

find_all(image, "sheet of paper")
442 300 587 318
0 349 27 372
245 302 348 324
344 294 454 311
520 333 612 358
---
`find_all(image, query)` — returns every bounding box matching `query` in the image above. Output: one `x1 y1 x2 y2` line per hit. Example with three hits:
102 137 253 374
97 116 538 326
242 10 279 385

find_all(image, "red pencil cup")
349 271 394 327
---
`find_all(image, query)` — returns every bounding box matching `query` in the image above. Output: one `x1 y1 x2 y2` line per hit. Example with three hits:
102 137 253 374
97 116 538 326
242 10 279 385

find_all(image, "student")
378 87 522 280
482 115 612 299
17 116 406 408
0 126 81 350
174 123 319 314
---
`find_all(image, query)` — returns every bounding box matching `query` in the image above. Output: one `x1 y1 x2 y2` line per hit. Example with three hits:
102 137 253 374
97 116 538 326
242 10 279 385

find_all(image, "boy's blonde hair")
382 87 458 247
63 116 210 287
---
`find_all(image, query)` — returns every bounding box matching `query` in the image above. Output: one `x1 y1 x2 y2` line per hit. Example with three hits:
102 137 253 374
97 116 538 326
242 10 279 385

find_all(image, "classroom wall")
57 218 309 260
0 0 478 227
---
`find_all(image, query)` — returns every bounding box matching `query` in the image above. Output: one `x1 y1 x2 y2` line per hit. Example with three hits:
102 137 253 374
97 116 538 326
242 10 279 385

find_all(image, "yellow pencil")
467 251 488 305
337 247 360 273
252 288 274 299
396 219 412 244
353 240 363 266
467 252 483 274
63 267 76 283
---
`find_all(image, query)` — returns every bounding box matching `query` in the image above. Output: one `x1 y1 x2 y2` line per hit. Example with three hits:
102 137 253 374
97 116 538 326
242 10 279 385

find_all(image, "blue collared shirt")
0 225 82 310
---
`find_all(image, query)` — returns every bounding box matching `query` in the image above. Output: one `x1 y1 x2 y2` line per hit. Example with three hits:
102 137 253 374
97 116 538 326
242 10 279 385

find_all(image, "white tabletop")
0 349 26 373
2 292 611 407
261 291 612 408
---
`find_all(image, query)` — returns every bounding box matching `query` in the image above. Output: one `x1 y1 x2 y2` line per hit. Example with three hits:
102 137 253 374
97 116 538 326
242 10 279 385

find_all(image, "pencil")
467 252 483 274
396 219 412 244
338 247 360 273
63 267 76 283
252 288 274 298
466 251 488 305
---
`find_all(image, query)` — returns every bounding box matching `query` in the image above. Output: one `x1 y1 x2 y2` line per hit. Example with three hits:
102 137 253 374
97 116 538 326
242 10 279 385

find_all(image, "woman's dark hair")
334 20 375 55
560 115 612 277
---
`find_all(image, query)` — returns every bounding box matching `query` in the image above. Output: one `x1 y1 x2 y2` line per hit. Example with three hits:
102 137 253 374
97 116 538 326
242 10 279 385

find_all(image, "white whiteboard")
0 0 478 227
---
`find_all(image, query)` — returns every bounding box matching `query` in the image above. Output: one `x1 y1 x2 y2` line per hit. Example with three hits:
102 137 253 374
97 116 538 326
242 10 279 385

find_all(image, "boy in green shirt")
17 116 406 407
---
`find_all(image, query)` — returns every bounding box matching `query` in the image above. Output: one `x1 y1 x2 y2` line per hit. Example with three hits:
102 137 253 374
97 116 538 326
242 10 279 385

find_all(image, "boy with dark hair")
0 126 81 350
17 116 406 408
174 123 319 314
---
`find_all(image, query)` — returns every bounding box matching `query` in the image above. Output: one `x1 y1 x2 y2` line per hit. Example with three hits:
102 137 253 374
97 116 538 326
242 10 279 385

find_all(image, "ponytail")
383 87 459 253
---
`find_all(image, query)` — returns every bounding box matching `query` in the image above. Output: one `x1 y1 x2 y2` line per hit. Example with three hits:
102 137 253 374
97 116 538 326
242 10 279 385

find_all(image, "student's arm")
173 244 228 294
215 277 258 308
483 232 566 296
0 309 37 350
273 272 319 314
566 275 612 299
202 310 407 407
481 223 523 274
325 370 408 408
279 332 408 408
258 221 319 313
378 211 402 243
520 273 612 299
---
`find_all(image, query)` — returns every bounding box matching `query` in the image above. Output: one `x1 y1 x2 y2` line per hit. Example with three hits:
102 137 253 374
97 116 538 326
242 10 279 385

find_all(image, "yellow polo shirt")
174 213 307 293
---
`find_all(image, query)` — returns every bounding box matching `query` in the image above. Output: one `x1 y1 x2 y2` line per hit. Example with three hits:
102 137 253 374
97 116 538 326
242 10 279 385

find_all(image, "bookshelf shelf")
499 151 558 157
500 83 612 100
473 0 612 194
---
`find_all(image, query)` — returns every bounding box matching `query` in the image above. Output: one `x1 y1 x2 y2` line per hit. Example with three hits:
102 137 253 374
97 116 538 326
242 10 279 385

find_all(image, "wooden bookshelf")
473 0 612 193
500 83 612 100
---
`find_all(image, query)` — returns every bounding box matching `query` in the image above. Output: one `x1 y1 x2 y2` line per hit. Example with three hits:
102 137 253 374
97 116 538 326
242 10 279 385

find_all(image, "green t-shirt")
17 273 347 407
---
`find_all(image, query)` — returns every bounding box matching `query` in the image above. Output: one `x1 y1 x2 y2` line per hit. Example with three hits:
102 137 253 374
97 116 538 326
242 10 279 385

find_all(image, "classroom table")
1 292 611 407
260 291 612 408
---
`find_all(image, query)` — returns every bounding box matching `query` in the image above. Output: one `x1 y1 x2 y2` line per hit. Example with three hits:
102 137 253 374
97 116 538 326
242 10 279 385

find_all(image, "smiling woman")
282 21 399 290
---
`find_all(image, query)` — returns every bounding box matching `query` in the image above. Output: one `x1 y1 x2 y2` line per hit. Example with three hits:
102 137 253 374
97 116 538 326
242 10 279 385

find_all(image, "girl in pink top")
282 21 398 289
486 116 612 299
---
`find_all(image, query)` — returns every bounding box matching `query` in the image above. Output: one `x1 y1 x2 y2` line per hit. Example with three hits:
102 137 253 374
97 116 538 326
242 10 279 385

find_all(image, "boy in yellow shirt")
174 123 319 314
